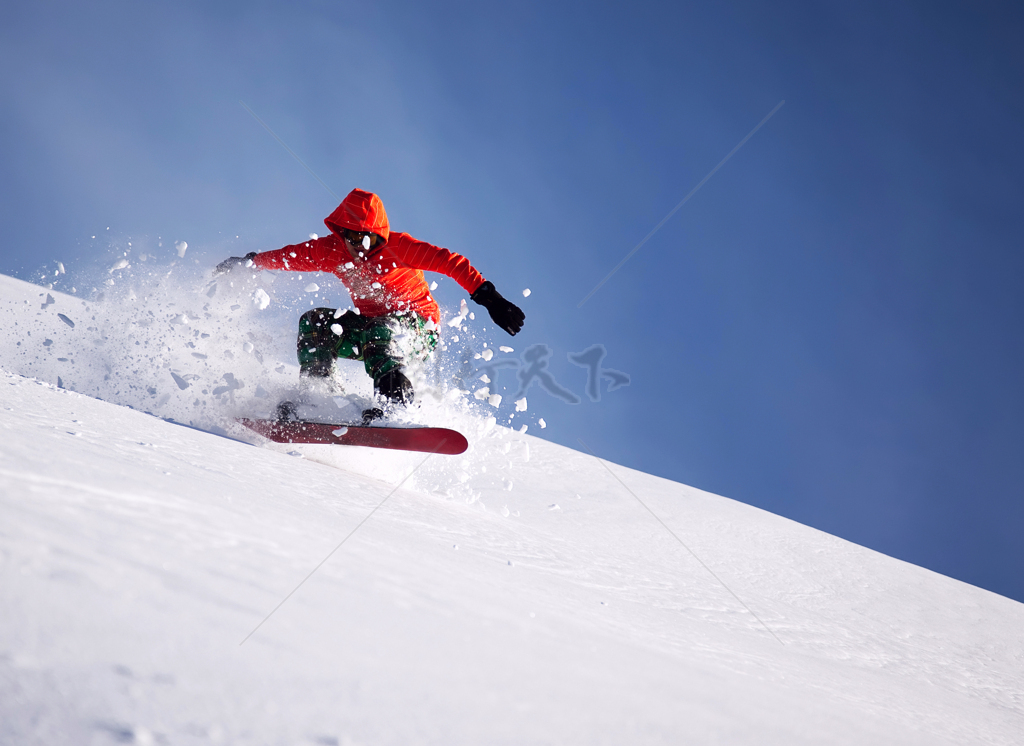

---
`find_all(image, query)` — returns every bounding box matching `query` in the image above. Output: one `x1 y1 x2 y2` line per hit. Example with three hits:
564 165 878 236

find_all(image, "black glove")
471 281 525 336
214 252 258 276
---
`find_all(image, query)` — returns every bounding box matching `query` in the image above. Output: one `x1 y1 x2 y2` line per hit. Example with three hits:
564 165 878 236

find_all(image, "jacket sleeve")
387 232 486 295
252 236 344 272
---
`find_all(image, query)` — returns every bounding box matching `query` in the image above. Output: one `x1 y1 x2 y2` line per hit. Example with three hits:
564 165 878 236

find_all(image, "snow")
447 299 469 329
0 269 312 430
522 288 531 297
1 272 1023 744
174 240 187 258
251 288 270 310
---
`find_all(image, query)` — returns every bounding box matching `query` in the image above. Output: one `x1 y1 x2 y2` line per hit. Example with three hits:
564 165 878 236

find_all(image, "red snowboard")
238 418 468 455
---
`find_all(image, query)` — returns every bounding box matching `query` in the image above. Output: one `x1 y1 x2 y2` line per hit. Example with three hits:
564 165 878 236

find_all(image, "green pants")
297 308 438 384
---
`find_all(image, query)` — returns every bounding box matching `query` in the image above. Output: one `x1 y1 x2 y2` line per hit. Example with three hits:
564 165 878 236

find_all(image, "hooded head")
325 189 390 246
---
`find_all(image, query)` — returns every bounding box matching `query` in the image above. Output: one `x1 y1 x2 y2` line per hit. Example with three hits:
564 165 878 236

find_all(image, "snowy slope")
1 273 1023 745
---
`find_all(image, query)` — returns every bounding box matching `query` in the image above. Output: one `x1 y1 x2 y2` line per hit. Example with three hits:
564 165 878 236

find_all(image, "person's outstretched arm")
213 236 343 276
388 232 525 335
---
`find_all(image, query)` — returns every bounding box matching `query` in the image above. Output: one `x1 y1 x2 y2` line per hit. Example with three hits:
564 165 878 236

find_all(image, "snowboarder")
215 188 525 419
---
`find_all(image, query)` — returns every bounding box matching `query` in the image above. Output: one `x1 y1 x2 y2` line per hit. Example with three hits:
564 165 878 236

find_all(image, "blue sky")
2 0 1023 603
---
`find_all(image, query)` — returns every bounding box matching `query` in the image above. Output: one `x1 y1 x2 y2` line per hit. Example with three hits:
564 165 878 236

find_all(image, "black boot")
376 368 414 405
276 400 298 421
361 407 385 425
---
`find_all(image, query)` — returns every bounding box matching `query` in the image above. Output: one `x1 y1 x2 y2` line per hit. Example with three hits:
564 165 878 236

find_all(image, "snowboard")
237 417 469 455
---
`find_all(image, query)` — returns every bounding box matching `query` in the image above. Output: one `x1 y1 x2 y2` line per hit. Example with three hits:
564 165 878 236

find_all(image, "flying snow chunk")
109 259 129 273
488 393 502 407
304 283 320 293
515 397 528 412
332 427 349 437
309 233 319 240
252 288 270 310
474 387 490 400
330 323 343 335
242 342 254 353
57 313 75 328
169 371 189 390
499 346 514 353
481 348 494 361
175 240 188 258
57 262 65 274
170 313 189 325
522 288 531 297
430 281 438 291
539 418 547 429
362 235 371 251
448 298 469 328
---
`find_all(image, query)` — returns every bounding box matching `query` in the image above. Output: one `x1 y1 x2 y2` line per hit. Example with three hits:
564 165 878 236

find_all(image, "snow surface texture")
2 273 1023 744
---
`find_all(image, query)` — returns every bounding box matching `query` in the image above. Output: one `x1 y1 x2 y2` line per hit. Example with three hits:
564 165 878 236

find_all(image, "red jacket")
253 189 485 323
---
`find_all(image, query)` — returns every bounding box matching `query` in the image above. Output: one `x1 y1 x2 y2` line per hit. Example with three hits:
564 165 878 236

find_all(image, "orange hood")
324 188 391 244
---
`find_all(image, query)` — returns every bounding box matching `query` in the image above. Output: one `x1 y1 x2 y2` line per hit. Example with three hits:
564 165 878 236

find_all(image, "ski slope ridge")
1 273 1023 744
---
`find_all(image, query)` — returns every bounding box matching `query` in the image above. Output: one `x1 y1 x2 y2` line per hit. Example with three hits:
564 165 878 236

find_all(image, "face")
341 229 379 259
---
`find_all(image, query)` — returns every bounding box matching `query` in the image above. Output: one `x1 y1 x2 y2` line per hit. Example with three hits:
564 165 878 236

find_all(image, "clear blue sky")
2 1 1023 603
